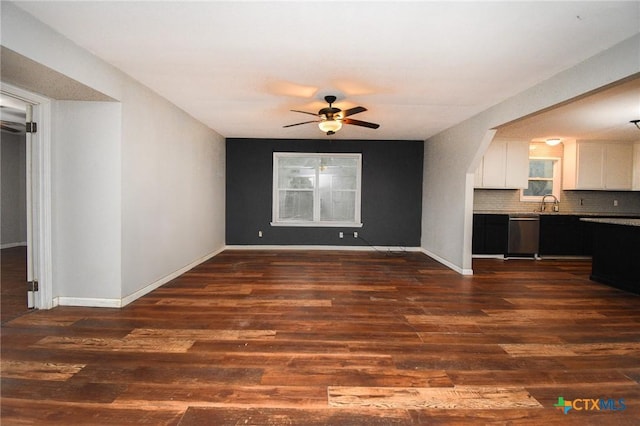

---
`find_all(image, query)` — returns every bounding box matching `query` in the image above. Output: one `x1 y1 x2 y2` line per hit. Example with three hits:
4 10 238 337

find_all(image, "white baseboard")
420 248 473 275
55 247 226 309
55 297 121 308
472 254 505 259
225 244 422 252
1 242 27 249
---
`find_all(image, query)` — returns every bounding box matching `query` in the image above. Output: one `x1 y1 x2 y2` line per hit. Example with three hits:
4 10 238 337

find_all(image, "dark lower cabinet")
475 213 637 259
589 222 640 294
539 215 593 256
472 214 508 255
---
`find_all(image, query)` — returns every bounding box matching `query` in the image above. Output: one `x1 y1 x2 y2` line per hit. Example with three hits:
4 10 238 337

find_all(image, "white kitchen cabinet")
475 139 529 189
505 140 530 187
479 140 507 188
563 140 633 190
606 143 634 189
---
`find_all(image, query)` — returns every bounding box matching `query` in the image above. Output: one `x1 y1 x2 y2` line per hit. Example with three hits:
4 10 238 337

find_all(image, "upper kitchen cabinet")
563 140 634 190
474 139 529 189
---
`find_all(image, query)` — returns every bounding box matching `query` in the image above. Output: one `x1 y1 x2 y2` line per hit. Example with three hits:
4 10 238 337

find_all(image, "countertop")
580 218 640 227
473 210 640 217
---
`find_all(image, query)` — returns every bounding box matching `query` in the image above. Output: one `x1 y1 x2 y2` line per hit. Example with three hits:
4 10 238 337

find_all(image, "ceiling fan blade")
342 118 380 129
283 120 319 128
290 109 319 117
342 106 367 117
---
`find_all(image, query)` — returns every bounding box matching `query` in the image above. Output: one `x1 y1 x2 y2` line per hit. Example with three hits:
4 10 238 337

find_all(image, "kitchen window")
521 157 561 202
272 153 362 227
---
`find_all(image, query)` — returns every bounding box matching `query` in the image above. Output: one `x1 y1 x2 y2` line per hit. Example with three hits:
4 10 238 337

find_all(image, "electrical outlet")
613 200 618 207
339 232 343 238
354 232 358 238
258 230 263 237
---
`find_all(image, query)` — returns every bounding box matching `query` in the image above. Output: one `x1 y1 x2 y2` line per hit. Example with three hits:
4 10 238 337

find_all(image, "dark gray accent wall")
226 138 423 247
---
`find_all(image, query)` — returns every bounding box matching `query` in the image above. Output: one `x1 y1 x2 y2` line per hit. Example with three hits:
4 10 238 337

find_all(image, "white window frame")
520 156 562 202
271 152 363 227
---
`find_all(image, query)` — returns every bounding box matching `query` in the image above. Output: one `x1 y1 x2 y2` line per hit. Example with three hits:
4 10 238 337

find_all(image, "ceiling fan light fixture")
545 138 562 146
318 119 342 134
284 95 378 134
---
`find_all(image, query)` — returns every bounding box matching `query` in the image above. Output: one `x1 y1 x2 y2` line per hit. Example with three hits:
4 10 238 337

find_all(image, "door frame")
1 82 53 309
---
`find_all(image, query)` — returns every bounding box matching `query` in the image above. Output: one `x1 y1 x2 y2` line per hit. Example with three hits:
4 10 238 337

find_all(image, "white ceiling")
12 1 640 141
498 76 640 142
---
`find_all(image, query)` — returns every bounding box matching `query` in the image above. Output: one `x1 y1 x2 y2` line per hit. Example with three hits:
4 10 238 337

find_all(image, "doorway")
0 94 29 322
1 84 53 315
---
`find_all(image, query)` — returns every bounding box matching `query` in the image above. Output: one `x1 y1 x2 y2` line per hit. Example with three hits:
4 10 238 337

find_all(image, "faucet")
540 194 559 212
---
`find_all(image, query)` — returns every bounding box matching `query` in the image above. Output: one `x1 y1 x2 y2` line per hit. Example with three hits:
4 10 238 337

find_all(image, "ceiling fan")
284 95 380 135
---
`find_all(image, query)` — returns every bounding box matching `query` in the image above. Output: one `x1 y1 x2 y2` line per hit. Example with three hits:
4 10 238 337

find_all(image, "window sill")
270 222 363 228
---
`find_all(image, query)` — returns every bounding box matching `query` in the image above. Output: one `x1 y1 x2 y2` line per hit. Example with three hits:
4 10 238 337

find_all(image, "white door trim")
1 82 54 309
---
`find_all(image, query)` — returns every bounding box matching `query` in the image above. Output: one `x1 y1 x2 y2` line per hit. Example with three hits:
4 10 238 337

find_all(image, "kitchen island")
581 218 640 295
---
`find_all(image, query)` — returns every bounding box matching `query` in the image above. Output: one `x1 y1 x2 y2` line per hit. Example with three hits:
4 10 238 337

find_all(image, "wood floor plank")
154 284 254 295
32 336 195 353
1 398 183 425
407 314 540 331
4 314 79 327
328 386 542 409
501 342 640 357
482 309 608 321
115 383 328 408
126 328 277 341
261 366 453 388
154 298 332 308
415 332 567 345
446 369 637 387
504 297 637 308
394 353 565 372
69 363 264 386
1 360 85 381
2 378 126 403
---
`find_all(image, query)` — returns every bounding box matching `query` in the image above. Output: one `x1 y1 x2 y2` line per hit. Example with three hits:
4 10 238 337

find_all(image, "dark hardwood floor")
1 247 30 324
1 250 639 425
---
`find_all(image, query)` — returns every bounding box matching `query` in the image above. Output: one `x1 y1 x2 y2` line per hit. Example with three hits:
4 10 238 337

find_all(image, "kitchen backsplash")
474 189 640 215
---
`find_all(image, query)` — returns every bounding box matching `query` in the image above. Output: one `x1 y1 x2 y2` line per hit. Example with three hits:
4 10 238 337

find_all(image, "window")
520 157 561 202
272 153 362 227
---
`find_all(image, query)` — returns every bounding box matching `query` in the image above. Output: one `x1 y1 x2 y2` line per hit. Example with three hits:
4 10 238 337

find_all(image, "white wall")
422 34 640 273
2 2 226 306
52 101 121 301
120 83 225 298
1 131 27 247
421 128 494 274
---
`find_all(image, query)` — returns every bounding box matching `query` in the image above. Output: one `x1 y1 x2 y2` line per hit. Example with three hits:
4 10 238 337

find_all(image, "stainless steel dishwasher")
507 214 540 257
